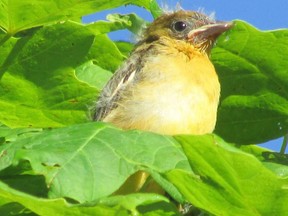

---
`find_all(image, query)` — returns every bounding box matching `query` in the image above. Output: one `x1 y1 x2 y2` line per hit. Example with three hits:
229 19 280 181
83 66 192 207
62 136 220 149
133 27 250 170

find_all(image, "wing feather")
92 50 143 121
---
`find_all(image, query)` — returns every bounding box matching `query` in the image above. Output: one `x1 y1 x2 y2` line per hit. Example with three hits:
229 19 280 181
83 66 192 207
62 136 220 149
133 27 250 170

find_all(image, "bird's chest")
127 53 220 134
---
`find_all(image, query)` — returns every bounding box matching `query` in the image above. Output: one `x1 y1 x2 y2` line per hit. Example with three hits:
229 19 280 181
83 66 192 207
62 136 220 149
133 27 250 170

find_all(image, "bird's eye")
173 21 187 32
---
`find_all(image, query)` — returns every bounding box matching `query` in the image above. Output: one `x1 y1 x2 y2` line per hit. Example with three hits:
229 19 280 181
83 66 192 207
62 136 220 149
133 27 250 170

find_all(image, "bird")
93 10 232 136
92 10 232 195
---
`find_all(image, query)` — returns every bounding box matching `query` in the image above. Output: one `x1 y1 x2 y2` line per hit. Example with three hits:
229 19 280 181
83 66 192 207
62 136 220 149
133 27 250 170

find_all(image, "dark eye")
173 21 187 32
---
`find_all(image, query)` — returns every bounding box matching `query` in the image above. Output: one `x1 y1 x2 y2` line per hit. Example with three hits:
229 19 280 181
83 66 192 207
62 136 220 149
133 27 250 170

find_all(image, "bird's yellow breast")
104 38 220 135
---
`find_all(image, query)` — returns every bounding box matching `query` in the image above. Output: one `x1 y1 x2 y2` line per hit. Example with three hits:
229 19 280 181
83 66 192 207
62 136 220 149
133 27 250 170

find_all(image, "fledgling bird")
92 10 232 197
93 10 232 135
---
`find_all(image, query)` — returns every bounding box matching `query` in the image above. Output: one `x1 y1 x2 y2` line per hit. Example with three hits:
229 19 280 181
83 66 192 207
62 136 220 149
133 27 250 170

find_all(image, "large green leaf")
2 126 286 215
0 21 99 128
166 135 288 216
0 0 158 34
213 20 288 144
0 122 190 203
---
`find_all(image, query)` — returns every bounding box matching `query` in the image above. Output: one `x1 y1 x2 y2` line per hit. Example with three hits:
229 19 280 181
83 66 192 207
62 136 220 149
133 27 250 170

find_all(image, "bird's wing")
92 49 145 121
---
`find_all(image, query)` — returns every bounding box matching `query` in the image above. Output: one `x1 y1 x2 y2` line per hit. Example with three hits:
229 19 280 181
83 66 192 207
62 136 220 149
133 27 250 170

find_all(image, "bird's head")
141 10 232 52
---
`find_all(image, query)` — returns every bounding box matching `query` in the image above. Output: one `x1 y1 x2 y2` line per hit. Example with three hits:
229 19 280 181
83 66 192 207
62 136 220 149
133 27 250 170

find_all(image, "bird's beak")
187 21 233 50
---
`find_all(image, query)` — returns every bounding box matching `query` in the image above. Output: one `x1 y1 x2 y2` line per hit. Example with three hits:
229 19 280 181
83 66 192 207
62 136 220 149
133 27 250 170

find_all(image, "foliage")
213 22 288 143
0 0 287 215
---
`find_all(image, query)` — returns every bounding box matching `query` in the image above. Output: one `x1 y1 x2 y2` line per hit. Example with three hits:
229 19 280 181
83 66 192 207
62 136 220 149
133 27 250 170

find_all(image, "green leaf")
87 13 147 36
213 20 288 144
138 201 181 216
0 181 126 216
148 0 163 18
98 193 169 215
263 162 288 178
0 35 23 78
107 13 148 35
75 61 112 90
88 34 125 72
0 175 48 198
0 122 190 203
166 135 288 216
0 0 159 34
0 21 97 128
238 144 272 163
94 193 180 216
0 202 36 216
0 124 42 143
115 41 134 57
86 20 127 36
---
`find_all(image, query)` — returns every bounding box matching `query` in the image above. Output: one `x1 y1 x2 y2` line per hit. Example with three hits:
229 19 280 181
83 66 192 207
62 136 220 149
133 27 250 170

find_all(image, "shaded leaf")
138 201 180 216
0 202 36 216
213 20 288 144
98 193 170 215
0 35 18 74
0 181 126 216
0 175 48 198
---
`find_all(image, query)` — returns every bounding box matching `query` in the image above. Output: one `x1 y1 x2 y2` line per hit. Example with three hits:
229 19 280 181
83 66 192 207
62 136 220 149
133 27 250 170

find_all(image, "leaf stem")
280 134 288 154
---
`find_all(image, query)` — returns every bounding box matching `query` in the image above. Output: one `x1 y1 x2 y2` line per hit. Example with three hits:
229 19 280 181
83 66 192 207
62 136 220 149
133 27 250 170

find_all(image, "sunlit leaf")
0 122 190 202
213 20 288 144
0 0 158 34
0 22 97 128
166 135 288 216
75 61 112 90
